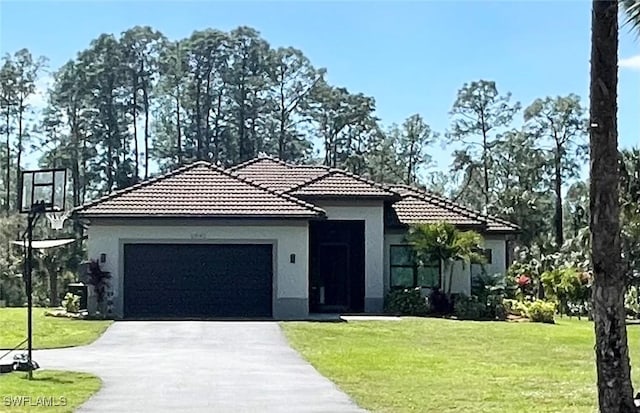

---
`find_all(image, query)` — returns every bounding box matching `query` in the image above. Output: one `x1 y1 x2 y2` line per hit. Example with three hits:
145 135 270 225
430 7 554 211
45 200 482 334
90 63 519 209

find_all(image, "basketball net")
46 211 70 231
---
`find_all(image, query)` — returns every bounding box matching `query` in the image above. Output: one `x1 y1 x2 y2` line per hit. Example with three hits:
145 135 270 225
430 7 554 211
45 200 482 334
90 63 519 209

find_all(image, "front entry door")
309 220 365 313
317 244 350 311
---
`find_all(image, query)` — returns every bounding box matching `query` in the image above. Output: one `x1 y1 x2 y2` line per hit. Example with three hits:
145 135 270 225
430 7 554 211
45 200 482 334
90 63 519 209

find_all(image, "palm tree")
590 1 639 411
407 222 485 302
622 0 640 29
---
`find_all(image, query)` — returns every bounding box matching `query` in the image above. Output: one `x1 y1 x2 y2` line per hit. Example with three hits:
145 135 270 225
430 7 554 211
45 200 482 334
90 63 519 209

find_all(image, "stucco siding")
86 220 309 319
383 230 508 297
314 201 385 312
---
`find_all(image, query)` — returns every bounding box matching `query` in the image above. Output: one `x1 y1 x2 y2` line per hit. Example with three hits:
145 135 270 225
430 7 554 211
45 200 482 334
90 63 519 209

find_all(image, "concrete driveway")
23 321 366 413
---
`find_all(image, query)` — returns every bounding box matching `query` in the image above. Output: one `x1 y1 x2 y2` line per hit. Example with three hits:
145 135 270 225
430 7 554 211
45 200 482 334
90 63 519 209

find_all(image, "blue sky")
0 0 638 175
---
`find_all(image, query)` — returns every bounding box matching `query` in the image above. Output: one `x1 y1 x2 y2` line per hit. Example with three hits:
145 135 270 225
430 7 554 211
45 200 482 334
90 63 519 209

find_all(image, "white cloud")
620 55 640 71
25 74 53 109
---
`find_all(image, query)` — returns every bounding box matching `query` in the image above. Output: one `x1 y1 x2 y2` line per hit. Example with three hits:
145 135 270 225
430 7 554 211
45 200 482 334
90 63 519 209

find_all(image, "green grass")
0 370 101 413
0 308 112 349
282 318 640 413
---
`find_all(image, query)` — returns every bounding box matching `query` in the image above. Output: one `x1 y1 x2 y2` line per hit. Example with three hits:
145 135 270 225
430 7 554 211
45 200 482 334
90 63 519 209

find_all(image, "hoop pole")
25 209 35 380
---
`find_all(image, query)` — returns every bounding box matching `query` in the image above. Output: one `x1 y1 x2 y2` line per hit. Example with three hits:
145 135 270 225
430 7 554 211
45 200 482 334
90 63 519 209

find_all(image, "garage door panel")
123 244 273 318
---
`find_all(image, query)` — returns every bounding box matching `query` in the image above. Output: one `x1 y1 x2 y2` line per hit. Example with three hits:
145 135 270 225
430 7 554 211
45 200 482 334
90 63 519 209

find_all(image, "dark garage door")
123 243 273 318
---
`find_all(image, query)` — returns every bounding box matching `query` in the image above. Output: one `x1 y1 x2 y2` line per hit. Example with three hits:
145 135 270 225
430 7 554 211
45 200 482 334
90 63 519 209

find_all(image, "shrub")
428 287 451 314
384 288 428 316
526 300 556 323
62 292 80 314
453 295 487 320
625 286 640 318
541 266 591 316
503 299 531 317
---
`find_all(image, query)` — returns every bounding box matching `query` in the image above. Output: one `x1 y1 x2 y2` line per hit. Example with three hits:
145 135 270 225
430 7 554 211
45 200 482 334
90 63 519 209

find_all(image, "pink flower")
516 275 531 287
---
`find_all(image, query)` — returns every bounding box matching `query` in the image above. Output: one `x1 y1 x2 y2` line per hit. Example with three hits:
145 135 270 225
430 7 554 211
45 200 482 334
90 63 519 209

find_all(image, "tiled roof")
388 185 519 233
390 195 486 226
231 155 397 199
287 170 397 198
74 161 325 219
230 157 329 192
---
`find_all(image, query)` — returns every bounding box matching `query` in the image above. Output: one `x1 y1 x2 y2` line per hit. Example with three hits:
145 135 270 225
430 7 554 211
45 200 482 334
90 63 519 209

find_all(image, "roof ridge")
328 167 395 194
283 169 334 194
72 161 208 213
75 160 325 217
213 163 326 215
227 157 276 172
277 159 396 196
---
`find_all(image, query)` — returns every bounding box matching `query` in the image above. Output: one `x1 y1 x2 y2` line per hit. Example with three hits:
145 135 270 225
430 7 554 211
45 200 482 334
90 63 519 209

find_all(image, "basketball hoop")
16 167 69 380
46 210 70 231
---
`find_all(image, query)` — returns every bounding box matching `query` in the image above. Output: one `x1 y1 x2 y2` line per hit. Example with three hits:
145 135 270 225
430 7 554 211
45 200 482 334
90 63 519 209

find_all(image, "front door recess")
309 220 365 313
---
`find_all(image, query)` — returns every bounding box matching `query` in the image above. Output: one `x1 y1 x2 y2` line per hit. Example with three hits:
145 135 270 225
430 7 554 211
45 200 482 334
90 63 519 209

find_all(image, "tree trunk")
143 82 150 179
554 147 564 247
15 100 23 202
49 270 58 307
175 90 182 166
589 1 636 411
212 89 224 163
279 81 286 159
446 260 455 298
132 73 139 180
4 110 10 212
480 109 490 209
195 75 203 160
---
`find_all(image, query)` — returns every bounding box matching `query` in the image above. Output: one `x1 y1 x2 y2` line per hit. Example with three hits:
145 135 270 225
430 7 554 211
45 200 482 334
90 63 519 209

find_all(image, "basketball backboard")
19 168 68 214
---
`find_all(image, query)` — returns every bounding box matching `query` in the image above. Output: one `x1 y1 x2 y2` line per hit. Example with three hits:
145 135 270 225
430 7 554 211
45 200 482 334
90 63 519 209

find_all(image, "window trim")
389 244 441 289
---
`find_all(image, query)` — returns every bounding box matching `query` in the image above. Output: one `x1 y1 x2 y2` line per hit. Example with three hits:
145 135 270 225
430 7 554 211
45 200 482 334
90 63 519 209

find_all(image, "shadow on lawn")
11 373 75 384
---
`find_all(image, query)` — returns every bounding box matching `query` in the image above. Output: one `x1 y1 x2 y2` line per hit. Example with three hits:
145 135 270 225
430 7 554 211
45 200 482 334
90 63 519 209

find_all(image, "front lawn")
282 318 640 413
0 370 101 413
0 308 112 349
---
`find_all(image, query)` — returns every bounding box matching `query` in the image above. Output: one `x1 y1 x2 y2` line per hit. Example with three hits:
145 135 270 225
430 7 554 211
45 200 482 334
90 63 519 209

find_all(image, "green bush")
541 266 591 316
526 300 556 323
504 299 531 317
453 295 488 320
62 292 80 314
625 286 640 318
384 288 428 316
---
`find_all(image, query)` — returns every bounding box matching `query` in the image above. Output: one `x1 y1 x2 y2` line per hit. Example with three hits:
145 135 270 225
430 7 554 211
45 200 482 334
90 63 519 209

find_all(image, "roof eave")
292 194 399 200
76 212 325 220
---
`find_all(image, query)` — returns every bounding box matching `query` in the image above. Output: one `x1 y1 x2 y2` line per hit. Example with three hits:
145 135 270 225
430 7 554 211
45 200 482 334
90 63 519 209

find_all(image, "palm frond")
622 0 640 34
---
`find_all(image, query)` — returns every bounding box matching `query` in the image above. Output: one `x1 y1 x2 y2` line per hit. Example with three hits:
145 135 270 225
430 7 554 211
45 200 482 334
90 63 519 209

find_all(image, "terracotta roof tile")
388 185 519 233
391 195 486 226
231 156 396 198
230 157 329 192
287 170 397 198
75 161 325 218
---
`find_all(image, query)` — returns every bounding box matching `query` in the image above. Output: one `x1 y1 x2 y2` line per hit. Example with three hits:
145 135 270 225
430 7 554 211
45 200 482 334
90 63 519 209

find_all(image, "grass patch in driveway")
0 308 112 349
0 370 100 413
282 317 640 413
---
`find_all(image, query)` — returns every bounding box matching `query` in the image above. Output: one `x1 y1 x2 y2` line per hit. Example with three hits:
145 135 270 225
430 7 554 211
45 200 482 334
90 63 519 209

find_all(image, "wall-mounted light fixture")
290 254 296 263
100 253 106 263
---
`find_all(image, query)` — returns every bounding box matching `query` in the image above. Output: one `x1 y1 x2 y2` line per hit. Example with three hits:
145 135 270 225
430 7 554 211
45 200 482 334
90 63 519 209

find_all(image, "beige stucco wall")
314 200 385 312
86 219 309 319
383 231 508 297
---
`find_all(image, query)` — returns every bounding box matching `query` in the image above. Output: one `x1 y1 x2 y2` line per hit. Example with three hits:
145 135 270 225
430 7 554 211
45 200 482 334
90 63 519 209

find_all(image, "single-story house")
73 155 519 319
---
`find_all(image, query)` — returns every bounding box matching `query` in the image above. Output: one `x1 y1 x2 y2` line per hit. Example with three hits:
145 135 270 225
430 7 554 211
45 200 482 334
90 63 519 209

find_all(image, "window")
471 248 492 282
481 248 492 264
390 245 440 289
471 247 492 265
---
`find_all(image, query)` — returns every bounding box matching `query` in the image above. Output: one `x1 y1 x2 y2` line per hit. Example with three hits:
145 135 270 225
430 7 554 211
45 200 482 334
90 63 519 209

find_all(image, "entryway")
309 220 365 313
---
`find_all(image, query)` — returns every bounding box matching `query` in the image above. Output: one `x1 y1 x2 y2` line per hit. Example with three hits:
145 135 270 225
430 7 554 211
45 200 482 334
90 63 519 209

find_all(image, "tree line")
0 25 599 250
